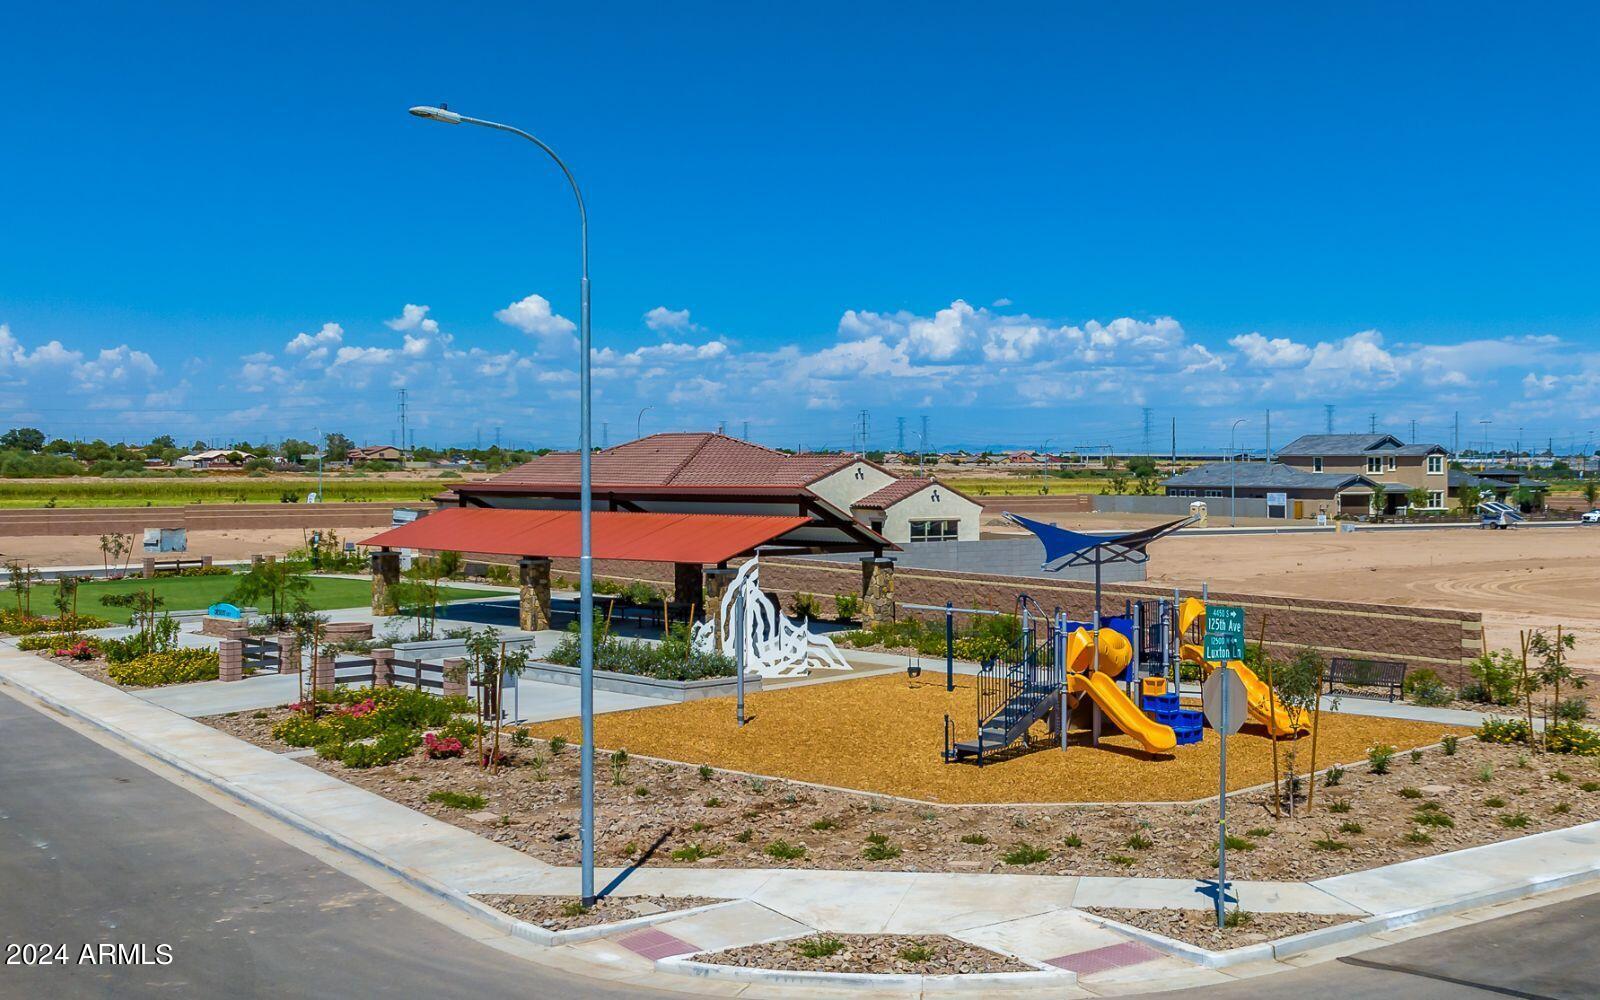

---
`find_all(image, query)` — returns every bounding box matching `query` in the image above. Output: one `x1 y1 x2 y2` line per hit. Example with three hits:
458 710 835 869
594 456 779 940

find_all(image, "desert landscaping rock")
471 893 722 931
1082 907 1358 949
699 934 1035 975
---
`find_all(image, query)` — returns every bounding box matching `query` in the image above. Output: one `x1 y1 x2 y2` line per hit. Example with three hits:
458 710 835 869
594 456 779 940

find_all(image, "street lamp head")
408 104 463 124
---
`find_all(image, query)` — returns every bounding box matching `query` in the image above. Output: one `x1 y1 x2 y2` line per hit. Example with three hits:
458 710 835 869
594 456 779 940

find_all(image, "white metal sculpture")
691 557 853 677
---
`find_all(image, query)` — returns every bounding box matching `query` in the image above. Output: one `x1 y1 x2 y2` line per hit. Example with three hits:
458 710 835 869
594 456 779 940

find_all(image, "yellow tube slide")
1065 627 1133 678
1068 671 1178 753
1179 643 1304 737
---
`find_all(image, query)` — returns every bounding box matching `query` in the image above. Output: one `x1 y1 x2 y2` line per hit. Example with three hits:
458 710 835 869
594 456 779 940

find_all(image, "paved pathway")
5 644 1600 995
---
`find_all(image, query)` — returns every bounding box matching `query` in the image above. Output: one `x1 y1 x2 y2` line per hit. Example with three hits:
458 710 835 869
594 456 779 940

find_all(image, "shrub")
1410 749 1424 764
1478 717 1533 746
960 833 989 845
332 729 419 768
1338 821 1364 834
1478 764 1494 783
1467 649 1524 706
1062 833 1083 848
1224 834 1254 851
1328 800 1351 813
1367 744 1396 774
863 840 902 861
1404 831 1433 845
1499 812 1531 829
426 790 486 810
764 840 806 860
1246 827 1273 838
704 796 723 807
1553 770 1572 783
734 829 754 844
548 735 567 755
1553 802 1572 815
698 764 714 782
1125 833 1153 851
670 843 718 862
1545 723 1600 756
1323 764 1345 787
1442 735 1459 756
897 943 934 962
546 620 736 682
1108 854 1135 866
791 593 820 619
106 648 220 686
1414 809 1454 828
810 819 836 831
1556 697 1591 722
1484 796 1506 808
609 748 629 785
1402 667 1442 696
833 594 861 621
1311 838 1348 851
1581 781 1600 793
1408 679 1454 707
794 936 844 959
1002 843 1051 865
423 733 464 759
1399 787 1422 799
1223 908 1253 929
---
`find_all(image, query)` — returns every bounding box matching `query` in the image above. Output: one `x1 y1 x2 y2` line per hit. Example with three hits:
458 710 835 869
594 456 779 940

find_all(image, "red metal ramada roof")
358 507 812 564
474 432 856 489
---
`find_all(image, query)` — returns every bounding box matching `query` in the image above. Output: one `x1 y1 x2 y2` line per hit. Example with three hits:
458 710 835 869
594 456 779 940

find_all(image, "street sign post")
1202 663 1249 927
1203 602 1245 662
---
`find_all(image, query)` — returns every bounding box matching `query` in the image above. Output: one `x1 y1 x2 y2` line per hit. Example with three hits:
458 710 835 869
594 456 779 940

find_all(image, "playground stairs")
1139 690 1204 746
948 678 1058 762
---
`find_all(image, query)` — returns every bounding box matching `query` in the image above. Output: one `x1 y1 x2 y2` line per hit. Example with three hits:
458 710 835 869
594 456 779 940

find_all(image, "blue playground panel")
1140 691 1204 745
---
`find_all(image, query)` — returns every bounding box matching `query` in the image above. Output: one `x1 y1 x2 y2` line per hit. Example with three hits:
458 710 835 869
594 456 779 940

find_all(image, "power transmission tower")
1368 412 1377 434
1453 411 1460 457
855 409 870 453
1324 404 1335 433
1410 418 1416 443
1141 407 1153 454
742 420 749 440
897 416 906 452
919 415 930 473
602 421 609 449
397 388 409 462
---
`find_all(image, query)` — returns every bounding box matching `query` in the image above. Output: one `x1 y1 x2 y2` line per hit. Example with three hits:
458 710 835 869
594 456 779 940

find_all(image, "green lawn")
13 574 493 625
0 477 459 508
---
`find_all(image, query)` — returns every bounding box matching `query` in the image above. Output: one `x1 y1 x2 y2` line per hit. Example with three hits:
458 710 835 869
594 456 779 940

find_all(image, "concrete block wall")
0 502 412 538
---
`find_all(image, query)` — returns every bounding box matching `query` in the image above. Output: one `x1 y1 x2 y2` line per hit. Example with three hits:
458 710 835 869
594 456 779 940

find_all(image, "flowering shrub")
339 699 377 718
0 609 112 636
269 687 473 769
479 747 512 767
1544 723 1600 756
19 632 101 655
54 640 98 661
106 648 221 687
1477 716 1534 745
424 732 465 759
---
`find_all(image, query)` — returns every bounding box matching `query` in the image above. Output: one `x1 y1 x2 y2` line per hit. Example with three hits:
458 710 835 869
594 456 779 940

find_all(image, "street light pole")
637 405 653 441
1229 419 1247 527
408 104 599 905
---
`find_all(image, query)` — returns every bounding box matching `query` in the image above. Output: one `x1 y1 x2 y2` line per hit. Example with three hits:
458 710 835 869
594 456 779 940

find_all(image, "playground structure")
943 513 1308 765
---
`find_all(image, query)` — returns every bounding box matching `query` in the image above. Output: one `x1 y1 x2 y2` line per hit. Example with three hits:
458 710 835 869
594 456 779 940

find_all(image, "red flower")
423 732 464 759
339 699 376 718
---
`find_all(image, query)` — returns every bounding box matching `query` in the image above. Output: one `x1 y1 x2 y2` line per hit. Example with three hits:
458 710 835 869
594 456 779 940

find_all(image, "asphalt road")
0 692 652 1000
2 687 1598 999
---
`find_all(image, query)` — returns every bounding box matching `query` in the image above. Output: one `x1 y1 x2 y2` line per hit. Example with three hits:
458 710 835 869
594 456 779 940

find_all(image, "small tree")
390 556 449 639
1405 487 1432 512
1456 484 1482 514
1269 648 1325 817
1583 481 1598 508
464 627 529 773
289 605 330 709
52 575 83 636
1107 474 1130 495
1368 481 1387 516
99 533 134 575
228 560 309 628
1528 627 1581 745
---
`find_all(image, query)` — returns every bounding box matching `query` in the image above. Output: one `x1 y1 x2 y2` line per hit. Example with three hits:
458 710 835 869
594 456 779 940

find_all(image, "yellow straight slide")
1180 643 1303 737
1068 671 1178 753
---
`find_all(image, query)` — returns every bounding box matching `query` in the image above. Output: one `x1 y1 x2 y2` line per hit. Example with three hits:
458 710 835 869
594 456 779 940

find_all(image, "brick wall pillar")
371 549 401 616
218 638 243 682
518 557 552 631
277 635 301 675
200 555 213 570
141 556 156 579
312 649 335 690
673 562 705 612
860 557 897 626
371 648 394 688
703 568 737 652
441 657 468 698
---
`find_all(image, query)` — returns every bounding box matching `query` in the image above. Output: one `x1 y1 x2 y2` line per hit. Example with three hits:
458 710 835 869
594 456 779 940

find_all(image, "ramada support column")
518 557 552 632
703 567 736 652
860 556 897 626
371 548 401 616
674 562 705 615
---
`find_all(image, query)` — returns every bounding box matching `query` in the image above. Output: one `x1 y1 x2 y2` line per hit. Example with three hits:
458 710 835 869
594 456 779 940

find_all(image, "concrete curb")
1081 861 1600 969
658 956 1076 991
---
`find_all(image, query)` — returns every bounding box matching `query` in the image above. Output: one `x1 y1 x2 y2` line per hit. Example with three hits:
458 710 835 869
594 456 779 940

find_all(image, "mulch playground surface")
527 673 1464 804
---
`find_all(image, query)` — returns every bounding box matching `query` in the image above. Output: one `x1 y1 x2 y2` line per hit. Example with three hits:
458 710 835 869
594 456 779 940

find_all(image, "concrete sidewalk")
5 646 1599 995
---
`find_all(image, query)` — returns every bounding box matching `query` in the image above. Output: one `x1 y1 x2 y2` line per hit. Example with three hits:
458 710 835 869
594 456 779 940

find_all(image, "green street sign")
1204 603 1245 661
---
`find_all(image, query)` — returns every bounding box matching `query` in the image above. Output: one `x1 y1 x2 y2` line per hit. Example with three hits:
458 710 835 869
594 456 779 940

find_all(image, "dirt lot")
1145 526 1600 673
472 893 722 931
1081 907 1357 949
0 527 313 567
698 934 1034 974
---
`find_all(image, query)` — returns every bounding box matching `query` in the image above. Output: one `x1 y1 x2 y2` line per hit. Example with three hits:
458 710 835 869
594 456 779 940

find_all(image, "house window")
1386 456 1397 471
1429 491 1444 508
1204 489 1224 498
909 519 959 543
1427 455 1443 474
1312 457 1323 473
1366 456 1383 473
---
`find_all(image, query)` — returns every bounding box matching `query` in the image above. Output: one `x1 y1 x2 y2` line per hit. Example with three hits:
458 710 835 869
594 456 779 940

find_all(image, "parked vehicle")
1581 509 1600 524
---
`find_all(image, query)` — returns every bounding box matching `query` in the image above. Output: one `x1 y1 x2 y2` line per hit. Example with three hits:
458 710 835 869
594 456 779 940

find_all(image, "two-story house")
1276 434 1450 513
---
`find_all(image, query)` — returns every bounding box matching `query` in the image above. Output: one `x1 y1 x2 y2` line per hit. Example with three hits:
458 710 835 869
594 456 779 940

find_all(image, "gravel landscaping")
471 893 723 930
696 934 1035 975
1081 907 1358 949
203 701 1600 883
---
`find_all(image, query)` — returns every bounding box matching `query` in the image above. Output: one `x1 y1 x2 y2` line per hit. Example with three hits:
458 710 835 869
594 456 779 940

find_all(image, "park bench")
140 555 213 577
1327 657 1408 702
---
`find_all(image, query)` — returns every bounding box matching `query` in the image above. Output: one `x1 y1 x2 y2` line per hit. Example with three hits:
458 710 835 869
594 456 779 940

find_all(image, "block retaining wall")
0 502 413 537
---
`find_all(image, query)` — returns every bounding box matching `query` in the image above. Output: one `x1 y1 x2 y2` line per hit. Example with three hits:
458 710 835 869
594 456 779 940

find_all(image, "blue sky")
3 2 1598 454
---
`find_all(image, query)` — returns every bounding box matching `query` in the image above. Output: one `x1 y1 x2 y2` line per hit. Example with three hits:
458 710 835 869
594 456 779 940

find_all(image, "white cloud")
495 293 576 351
74 345 159 390
1230 332 1314 368
644 306 692 333
285 322 344 362
385 304 439 334
992 297 1013 307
